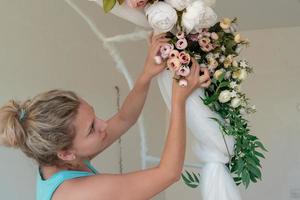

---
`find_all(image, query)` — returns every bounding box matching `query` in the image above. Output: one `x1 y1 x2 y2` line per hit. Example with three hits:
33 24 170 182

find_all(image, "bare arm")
100 33 170 151
55 59 212 200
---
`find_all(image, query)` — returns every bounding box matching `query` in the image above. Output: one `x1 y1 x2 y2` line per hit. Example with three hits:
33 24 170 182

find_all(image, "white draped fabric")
89 0 242 199
157 70 241 200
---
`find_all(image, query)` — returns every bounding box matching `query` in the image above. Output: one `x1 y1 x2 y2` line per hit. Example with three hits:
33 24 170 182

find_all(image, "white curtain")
157 70 241 200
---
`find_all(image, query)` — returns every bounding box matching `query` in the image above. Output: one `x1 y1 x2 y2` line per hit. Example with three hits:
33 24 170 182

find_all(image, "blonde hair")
0 89 80 166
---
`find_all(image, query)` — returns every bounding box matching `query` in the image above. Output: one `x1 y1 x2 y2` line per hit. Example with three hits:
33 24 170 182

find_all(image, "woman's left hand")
142 32 171 81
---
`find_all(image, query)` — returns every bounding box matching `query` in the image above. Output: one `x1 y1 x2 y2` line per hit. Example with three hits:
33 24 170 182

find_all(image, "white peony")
165 0 190 11
218 90 231 103
231 97 241 108
145 2 178 34
181 1 206 34
194 6 218 31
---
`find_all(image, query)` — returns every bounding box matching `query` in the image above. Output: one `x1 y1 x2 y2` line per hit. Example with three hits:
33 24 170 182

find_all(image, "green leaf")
254 151 265 158
247 164 262 179
255 141 268 152
103 0 116 13
192 172 200 183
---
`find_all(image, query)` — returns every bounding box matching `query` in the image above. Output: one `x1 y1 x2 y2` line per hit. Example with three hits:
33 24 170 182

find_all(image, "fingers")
200 79 211 88
199 68 210 84
152 33 167 43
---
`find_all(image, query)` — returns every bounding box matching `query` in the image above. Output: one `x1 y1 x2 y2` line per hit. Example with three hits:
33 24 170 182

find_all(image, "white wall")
0 0 166 199
0 0 299 200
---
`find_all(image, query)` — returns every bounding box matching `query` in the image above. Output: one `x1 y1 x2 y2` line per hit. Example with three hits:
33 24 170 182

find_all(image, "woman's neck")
40 160 91 180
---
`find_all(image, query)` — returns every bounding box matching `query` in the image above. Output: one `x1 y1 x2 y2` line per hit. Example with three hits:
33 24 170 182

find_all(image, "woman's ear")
57 150 76 161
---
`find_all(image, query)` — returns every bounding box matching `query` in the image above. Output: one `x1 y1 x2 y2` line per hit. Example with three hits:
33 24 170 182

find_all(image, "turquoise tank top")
36 160 99 200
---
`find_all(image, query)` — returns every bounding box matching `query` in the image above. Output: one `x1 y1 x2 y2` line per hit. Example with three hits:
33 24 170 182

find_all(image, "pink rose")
160 43 174 59
211 32 219 40
126 0 148 8
176 66 191 77
203 32 211 37
198 37 211 47
167 57 181 71
169 50 179 58
176 31 185 39
187 33 199 41
175 38 188 50
178 51 191 65
201 43 214 52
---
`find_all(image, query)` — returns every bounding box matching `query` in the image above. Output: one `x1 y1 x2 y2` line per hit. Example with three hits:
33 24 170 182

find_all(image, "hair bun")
0 100 28 148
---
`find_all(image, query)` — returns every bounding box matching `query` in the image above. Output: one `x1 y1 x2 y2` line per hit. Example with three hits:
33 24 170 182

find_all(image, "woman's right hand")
172 58 211 103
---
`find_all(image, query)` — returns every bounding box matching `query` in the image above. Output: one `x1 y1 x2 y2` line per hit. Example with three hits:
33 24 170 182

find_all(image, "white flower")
206 53 214 60
234 33 242 43
224 71 231 80
220 18 231 29
221 45 226 52
218 90 231 103
230 90 237 98
194 6 218 31
230 81 237 89
231 97 241 108
214 53 220 58
239 60 248 68
213 69 224 80
232 60 238 67
235 44 243 54
219 55 225 63
145 2 178 34
181 1 206 34
165 0 190 11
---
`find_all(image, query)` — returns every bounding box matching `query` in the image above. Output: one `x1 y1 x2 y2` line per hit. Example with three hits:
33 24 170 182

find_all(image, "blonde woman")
0 33 211 200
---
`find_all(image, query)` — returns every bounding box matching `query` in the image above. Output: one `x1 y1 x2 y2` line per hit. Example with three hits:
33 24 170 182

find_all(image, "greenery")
180 18 267 189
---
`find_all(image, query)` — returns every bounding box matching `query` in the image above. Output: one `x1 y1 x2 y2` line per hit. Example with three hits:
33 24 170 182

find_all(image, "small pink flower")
178 51 191 65
187 33 199 41
176 38 188 50
154 56 162 64
204 32 211 37
169 50 179 58
201 43 214 52
176 31 185 39
160 43 174 59
167 57 181 71
198 37 211 47
176 66 191 77
211 32 219 40
126 0 148 8
179 79 188 87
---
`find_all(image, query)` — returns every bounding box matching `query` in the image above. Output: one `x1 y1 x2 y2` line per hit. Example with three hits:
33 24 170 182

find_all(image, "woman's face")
70 99 108 160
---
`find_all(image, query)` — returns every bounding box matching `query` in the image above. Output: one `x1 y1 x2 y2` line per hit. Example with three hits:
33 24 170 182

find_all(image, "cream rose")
220 18 232 29
218 90 231 103
213 69 223 80
239 69 247 80
167 57 181 71
234 33 242 43
145 2 178 33
231 97 241 108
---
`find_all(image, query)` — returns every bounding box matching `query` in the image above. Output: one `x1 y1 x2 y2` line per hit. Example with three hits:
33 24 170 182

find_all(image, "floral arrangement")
101 0 267 189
